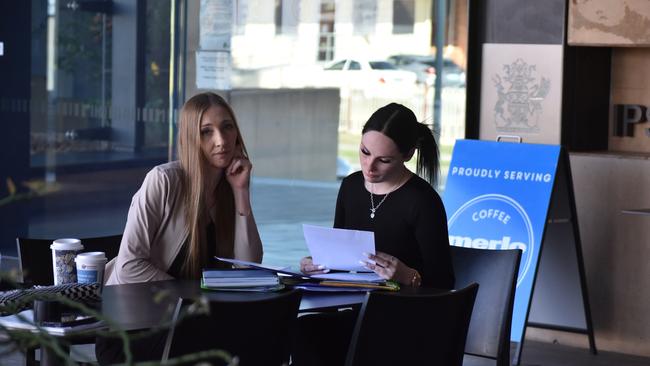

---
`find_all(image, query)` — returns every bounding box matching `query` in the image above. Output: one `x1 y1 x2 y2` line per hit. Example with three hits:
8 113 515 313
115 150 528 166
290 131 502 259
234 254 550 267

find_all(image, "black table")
100 279 366 331
13 279 437 365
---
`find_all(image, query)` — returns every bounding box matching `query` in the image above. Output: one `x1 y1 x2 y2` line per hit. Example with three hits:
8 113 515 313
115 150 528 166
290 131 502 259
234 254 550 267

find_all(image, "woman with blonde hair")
104 92 263 284
97 92 262 363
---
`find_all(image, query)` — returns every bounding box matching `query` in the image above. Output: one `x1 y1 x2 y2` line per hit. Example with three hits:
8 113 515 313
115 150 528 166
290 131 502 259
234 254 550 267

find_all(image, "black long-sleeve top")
334 171 455 289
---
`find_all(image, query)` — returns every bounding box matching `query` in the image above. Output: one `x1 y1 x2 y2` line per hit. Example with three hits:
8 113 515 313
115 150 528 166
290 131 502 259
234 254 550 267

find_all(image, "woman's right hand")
300 256 329 275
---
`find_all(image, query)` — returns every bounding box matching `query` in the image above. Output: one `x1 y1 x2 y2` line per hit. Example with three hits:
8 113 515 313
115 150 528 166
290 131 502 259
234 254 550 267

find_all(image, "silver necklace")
369 181 400 219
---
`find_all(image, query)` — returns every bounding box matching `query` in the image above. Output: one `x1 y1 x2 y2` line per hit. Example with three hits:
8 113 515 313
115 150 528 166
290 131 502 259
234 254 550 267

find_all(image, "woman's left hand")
226 153 252 190
361 251 411 284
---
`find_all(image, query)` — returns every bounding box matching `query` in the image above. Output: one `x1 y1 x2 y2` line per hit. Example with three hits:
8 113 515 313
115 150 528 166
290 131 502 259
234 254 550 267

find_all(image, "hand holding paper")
302 224 375 272
300 256 330 275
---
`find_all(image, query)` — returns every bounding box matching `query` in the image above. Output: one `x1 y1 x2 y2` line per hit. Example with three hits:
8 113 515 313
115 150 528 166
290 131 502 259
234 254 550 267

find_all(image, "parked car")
388 54 466 87
336 156 355 179
320 58 417 98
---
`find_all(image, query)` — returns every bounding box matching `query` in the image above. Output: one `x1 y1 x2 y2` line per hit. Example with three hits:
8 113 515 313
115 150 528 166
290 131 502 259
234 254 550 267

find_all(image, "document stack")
293 272 400 292
214 257 400 292
201 269 282 291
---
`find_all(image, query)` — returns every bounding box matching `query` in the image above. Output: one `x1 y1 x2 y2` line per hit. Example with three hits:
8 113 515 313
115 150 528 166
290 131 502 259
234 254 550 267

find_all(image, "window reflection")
218 0 468 266
0 0 467 271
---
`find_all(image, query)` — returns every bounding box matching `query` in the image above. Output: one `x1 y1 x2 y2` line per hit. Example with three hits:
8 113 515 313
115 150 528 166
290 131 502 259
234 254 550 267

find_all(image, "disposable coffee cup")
50 238 84 285
75 252 108 287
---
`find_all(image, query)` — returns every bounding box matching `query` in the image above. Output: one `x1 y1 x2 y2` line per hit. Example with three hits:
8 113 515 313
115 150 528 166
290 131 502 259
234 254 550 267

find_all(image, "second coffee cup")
75 252 108 287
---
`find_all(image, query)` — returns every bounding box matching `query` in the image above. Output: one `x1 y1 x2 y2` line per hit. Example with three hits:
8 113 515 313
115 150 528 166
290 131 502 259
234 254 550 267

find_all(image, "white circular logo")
448 193 534 287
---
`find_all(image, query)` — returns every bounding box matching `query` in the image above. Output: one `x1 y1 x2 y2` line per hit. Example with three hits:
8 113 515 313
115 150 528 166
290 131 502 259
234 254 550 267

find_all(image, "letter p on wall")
614 104 649 137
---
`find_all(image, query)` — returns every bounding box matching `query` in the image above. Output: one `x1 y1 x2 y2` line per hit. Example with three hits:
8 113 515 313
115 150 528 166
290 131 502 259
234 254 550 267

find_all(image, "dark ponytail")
415 122 439 186
362 103 440 186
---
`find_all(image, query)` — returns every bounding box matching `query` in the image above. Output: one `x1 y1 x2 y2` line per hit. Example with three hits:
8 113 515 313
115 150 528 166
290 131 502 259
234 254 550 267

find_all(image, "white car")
321 59 417 98
388 54 466 87
336 156 355 179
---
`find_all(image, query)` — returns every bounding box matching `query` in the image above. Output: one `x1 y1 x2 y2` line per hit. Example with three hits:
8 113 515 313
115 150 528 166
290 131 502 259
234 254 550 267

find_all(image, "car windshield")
325 60 347 70
393 55 458 69
369 61 397 70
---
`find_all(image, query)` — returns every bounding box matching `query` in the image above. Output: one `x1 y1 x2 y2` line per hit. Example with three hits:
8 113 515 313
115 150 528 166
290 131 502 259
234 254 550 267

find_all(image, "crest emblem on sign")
492 58 550 132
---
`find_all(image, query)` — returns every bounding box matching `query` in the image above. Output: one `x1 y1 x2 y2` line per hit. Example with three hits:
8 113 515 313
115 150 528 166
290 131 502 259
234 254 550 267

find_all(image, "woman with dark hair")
294 103 454 366
301 102 453 289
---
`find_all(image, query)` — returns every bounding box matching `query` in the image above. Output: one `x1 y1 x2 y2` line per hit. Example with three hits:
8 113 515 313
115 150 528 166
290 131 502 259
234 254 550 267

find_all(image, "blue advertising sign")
443 140 560 343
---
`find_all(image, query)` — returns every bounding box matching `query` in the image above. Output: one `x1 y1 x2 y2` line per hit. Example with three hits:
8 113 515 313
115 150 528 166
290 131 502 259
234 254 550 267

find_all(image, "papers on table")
294 280 399 292
215 257 307 278
0 310 106 335
311 272 383 283
202 269 280 289
215 225 390 292
217 225 376 275
214 257 382 283
302 224 375 272
214 259 391 294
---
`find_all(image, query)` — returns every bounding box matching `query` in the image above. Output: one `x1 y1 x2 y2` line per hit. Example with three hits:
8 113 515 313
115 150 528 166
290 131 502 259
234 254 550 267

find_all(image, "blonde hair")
177 92 249 278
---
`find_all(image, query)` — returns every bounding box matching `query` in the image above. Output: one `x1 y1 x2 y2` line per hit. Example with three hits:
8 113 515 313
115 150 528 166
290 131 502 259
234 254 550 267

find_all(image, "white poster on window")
479 43 564 144
279 0 301 34
200 0 232 50
232 0 248 35
353 0 377 35
196 51 231 90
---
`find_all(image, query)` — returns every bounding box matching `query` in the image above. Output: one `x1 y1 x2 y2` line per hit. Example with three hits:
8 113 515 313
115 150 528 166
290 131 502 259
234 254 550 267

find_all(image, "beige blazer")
105 161 263 285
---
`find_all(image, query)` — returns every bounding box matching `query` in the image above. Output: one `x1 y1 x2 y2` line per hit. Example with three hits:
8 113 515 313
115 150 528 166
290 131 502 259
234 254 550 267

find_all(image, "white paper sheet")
215 257 307 278
302 224 375 272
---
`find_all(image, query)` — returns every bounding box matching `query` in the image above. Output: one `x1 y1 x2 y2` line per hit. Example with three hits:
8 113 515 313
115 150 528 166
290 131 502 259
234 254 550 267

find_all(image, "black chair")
163 289 302 366
16 235 122 286
450 246 522 366
344 283 479 366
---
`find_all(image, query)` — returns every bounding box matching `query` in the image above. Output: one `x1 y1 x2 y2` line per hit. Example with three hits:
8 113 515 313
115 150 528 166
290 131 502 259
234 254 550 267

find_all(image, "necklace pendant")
370 212 375 219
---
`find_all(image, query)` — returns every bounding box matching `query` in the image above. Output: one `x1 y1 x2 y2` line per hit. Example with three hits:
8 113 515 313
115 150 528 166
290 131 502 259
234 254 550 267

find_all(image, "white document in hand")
302 224 375 272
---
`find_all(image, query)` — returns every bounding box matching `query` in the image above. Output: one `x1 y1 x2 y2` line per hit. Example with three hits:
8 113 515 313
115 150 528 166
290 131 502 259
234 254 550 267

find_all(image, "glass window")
0 0 468 271
353 0 377 35
325 60 346 70
317 0 336 62
143 0 171 151
0 0 172 258
233 0 248 35
275 0 300 35
274 0 282 34
214 0 468 267
369 61 397 70
393 0 415 34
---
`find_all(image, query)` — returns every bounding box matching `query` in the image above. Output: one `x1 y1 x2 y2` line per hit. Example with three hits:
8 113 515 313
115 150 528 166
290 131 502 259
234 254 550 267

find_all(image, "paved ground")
247 177 340 268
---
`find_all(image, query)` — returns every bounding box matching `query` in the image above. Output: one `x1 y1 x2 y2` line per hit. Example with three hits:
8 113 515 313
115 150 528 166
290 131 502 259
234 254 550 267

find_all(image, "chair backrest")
344 283 479 366
16 234 122 286
450 246 522 366
163 289 302 366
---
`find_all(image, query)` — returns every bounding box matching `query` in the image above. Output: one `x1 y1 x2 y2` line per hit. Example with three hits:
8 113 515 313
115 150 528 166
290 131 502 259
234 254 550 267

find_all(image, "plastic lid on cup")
50 238 84 251
75 251 107 263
